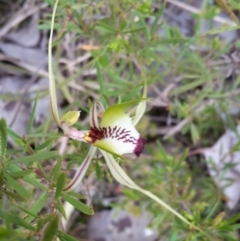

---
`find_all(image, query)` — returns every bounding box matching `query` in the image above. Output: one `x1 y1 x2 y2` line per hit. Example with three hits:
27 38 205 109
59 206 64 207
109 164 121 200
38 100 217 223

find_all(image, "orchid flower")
60 99 146 191
58 100 199 230
48 0 201 233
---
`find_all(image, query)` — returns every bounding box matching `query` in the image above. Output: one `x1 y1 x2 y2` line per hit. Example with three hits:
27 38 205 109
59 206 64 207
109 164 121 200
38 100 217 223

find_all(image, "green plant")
1 0 240 240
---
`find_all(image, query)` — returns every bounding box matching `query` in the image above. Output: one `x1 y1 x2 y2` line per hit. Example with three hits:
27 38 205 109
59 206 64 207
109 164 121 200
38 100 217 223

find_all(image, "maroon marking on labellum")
89 126 145 157
134 137 145 157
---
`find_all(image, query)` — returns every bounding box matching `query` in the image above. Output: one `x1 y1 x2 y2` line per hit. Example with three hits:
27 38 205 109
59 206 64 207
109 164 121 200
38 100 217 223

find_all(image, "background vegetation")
1 0 240 240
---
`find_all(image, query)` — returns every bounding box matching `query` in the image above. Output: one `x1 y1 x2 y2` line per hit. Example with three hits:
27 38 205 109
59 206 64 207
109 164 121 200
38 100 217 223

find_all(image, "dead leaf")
203 125 240 209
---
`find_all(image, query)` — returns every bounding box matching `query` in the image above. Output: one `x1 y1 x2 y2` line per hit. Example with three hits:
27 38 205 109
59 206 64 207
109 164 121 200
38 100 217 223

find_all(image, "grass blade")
0 118 7 158
28 93 38 134
61 193 94 215
8 151 59 165
5 174 30 200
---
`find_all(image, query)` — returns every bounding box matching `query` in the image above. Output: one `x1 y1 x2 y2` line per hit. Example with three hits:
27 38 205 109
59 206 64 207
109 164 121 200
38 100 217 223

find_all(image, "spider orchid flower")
61 99 145 158
59 99 145 191
59 100 197 231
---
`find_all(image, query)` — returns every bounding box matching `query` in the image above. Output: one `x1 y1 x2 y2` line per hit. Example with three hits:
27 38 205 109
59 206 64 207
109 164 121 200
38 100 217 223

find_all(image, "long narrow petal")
132 83 147 126
132 101 146 126
48 0 60 126
64 146 97 191
90 102 99 128
101 150 202 232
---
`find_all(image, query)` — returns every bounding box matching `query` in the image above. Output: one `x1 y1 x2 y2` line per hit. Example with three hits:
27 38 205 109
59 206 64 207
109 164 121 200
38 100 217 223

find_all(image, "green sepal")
61 111 80 126
101 98 147 127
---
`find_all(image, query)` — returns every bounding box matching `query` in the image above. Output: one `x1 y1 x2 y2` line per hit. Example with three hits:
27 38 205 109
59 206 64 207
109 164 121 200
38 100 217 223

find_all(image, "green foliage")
2 0 240 240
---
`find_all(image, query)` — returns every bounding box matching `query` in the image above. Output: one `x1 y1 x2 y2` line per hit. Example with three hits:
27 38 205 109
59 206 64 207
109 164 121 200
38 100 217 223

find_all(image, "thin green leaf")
66 191 86 200
122 27 146 34
0 225 11 238
0 118 7 158
55 172 66 200
42 214 59 241
8 151 59 165
95 161 102 180
6 127 24 146
57 230 79 241
190 123 200 144
96 61 105 95
0 210 35 231
61 193 94 215
5 191 26 202
15 204 39 218
25 191 49 223
50 158 62 181
28 93 38 134
8 169 33 178
34 137 56 152
5 174 30 200
26 133 62 138
7 164 47 190
201 24 240 36
150 1 166 35
56 199 67 220
97 21 116 33
170 79 207 96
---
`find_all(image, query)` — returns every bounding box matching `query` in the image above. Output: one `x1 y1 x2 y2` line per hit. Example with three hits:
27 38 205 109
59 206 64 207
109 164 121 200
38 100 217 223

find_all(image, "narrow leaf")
25 191 49 223
9 151 59 165
96 61 105 95
16 204 39 218
28 93 38 134
0 210 35 231
57 230 79 241
55 199 67 220
5 174 30 200
7 164 47 190
6 127 24 146
42 214 59 241
150 1 166 35
50 158 62 182
8 169 33 178
61 193 94 215
0 118 7 158
201 24 240 36
26 133 62 138
55 172 66 200
35 137 56 152
0 225 11 238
